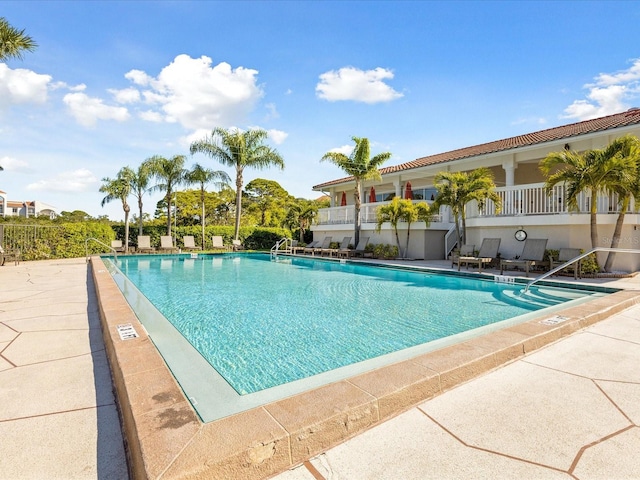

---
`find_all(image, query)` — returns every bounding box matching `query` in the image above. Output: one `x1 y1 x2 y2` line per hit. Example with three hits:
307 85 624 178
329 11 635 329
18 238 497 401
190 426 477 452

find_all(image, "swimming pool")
104 253 608 421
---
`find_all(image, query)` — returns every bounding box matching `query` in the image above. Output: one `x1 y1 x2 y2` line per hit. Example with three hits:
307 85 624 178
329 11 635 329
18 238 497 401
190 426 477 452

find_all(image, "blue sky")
2 1 640 220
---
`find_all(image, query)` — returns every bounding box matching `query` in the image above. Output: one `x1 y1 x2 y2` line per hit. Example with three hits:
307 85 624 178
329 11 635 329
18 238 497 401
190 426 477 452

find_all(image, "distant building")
0 190 57 219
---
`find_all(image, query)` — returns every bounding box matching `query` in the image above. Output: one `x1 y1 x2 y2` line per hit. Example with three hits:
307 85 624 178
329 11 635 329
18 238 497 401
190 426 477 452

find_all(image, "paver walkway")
274 303 640 480
1 258 639 479
0 258 128 479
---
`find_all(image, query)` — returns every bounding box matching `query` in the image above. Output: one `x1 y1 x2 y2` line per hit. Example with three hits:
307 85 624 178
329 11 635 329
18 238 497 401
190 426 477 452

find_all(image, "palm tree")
100 168 133 252
190 128 285 240
185 163 231 248
284 200 318 243
599 135 640 271
146 155 187 236
432 168 501 248
129 162 152 235
540 143 637 271
0 17 37 62
375 197 432 259
321 137 391 246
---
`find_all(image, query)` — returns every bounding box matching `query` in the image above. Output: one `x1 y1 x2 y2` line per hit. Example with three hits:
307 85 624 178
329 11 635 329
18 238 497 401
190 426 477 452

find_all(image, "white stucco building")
312 109 640 271
0 190 57 219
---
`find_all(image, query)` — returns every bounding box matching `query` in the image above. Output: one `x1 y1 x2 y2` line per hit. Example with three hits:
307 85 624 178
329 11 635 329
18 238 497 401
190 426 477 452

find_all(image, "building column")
502 157 516 186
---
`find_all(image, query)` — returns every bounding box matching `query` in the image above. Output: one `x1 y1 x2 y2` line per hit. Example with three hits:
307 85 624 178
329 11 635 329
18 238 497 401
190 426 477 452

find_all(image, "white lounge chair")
136 235 155 254
159 235 179 253
232 239 244 251
111 239 125 253
182 235 200 251
211 236 229 251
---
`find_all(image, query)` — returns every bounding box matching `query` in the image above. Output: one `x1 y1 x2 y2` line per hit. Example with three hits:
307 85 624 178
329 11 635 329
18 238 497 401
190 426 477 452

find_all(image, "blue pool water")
106 253 601 396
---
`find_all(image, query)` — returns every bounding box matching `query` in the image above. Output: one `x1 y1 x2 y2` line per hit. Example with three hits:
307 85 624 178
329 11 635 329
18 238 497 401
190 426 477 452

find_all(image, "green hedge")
111 225 292 250
3 222 115 260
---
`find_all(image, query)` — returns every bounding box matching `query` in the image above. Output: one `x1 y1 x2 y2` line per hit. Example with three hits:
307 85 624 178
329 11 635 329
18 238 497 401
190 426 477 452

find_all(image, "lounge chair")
458 238 501 272
111 240 125 253
0 245 20 266
313 237 332 256
326 236 351 257
159 235 179 253
232 239 244 251
550 248 582 279
211 236 229 251
136 235 155 254
451 244 475 268
182 235 200 252
348 237 371 258
302 241 319 255
500 238 548 277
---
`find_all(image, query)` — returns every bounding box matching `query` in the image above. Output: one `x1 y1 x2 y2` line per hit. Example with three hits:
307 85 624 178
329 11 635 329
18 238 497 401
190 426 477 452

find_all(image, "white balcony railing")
470 183 634 217
316 200 445 226
316 183 635 226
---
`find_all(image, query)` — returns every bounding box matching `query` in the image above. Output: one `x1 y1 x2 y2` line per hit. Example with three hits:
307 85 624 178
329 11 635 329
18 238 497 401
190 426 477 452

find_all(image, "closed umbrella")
405 181 413 200
340 191 347 206
369 186 376 203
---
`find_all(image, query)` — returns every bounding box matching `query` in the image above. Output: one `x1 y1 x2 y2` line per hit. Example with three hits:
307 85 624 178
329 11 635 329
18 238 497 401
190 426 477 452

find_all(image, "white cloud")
125 69 152 86
0 156 34 173
110 87 141 104
125 54 263 130
563 59 640 120
268 129 288 144
138 109 164 122
316 67 403 103
63 92 130 127
26 168 98 193
0 64 51 109
265 102 279 120
330 144 355 155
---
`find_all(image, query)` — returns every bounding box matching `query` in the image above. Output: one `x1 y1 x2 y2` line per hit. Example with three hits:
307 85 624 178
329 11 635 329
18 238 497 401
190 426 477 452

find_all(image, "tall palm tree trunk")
234 167 243 240
201 188 206 249
353 181 362 247
166 194 172 236
604 196 630 272
123 206 130 253
138 197 144 235
589 189 600 270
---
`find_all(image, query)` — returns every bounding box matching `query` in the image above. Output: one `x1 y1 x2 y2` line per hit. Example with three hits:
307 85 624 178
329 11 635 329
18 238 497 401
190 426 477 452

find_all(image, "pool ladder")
522 247 640 294
271 237 293 258
85 237 118 263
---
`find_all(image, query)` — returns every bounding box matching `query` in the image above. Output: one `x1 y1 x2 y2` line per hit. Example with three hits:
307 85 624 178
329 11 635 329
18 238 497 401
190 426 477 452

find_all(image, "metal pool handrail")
522 247 640 294
271 237 292 257
85 237 118 263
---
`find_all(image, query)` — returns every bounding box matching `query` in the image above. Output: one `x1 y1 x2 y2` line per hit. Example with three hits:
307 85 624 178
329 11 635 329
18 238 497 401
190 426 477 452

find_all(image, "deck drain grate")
539 315 568 326
117 323 139 340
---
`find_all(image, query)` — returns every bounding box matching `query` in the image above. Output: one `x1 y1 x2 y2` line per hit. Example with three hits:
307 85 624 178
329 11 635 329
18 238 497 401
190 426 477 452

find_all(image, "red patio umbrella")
369 186 376 203
405 181 413 200
340 191 347 206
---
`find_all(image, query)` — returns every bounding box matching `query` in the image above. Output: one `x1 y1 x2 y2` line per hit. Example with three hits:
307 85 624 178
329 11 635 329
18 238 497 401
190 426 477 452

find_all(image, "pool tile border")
90 256 640 480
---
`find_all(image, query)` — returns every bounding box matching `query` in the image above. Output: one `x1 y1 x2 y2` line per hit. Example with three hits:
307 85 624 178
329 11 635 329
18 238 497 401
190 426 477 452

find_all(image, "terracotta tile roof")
313 109 640 190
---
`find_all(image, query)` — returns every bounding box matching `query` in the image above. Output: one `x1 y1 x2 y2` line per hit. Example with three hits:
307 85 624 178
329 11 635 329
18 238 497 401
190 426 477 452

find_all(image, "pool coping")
90 255 640 480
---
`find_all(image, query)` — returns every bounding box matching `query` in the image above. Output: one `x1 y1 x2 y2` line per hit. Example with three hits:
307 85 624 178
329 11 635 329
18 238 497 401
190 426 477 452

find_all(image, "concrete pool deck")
1 256 639 479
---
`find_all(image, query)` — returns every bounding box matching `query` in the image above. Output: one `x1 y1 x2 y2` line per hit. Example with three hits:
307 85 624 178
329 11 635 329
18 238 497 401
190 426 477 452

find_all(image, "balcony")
316 200 444 226
315 183 633 226
469 183 633 217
